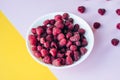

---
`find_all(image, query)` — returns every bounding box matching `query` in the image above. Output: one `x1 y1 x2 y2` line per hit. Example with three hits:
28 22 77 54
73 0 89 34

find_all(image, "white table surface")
1 0 120 80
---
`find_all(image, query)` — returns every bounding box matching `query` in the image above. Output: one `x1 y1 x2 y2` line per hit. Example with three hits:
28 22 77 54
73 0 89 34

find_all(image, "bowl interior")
26 12 94 69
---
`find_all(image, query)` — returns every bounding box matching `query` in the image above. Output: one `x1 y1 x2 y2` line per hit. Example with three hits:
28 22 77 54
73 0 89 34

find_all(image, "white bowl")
26 12 94 69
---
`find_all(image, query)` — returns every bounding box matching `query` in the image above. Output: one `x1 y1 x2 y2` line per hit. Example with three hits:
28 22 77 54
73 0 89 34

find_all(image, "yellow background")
0 11 57 80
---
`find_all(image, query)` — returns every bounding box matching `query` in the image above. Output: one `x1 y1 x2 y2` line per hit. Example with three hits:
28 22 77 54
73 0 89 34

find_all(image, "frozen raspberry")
75 41 81 46
78 6 86 13
66 56 73 65
116 9 120 15
43 19 50 26
52 58 62 66
66 32 72 39
34 52 42 58
43 56 51 64
32 46 37 51
59 38 67 46
93 22 101 29
55 21 64 29
65 21 71 26
70 33 80 42
54 15 62 21
41 49 48 57
50 48 57 57
68 18 74 23
80 47 87 55
65 50 73 57
36 27 43 35
111 38 119 46
78 28 85 34
57 33 65 41
46 35 53 42
29 36 37 46
82 38 88 46
53 27 61 36
50 19 55 25
73 51 80 61
37 45 42 51
51 41 58 48
98 8 106 15
61 58 66 65
116 23 120 30
44 42 50 48
74 24 79 31
66 41 72 48
62 13 69 19
68 23 74 30
40 37 45 44
28 34 36 40
70 45 77 51
31 28 36 34
46 27 52 34
57 52 65 58
61 48 66 53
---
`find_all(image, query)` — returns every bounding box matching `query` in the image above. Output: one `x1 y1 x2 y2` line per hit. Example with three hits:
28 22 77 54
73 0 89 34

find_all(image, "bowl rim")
26 12 94 69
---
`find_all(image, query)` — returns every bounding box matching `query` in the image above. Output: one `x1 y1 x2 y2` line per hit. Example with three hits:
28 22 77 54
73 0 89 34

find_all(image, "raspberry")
28 34 36 41
31 28 36 34
59 38 67 46
70 45 77 51
73 51 80 61
61 58 66 65
68 18 74 23
53 27 61 36
80 47 87 55
50 19 55 25
43 19 50 26
57 52 64 58
78 6 86 13
74 24 79 31
43 56 51 64
78 28 85 34
65 50 73 57
66 56 73 65
62 13 69 20
29 36 37 46
46 27 52 34
82 38 88 46
36 27 43 35
55 21 64 29
116 23 120 30
40 37 45 44
52 58 62 66
70 33 80 41
41 49 48 57
93 22 101 29
116 9 120 15
51 41 58 48
44 42 50 48
66 41 72 48
54 15 62 21
46 35 53 42
50 48 57 57
98 8 106 15
37 45 42 51
68 23 74 30
32 46 37 51
57 33 65 41
75 41 81 46
34 52 42 58
111 38 119 46
66 32 72 39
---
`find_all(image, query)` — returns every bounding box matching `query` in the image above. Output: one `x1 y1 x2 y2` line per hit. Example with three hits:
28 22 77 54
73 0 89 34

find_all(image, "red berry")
43 19 50 26
75 41 81 46
28 34 36 40
46 27 52 34
66 41 72 48
57 33 65 41
73 51 80 61
98 8 106 15
68 18 74 23
70 33 80 42
116 23 120 30
57 52 64 58
29 37 37 46
50 48 57 57
40 37 45 44
44 42 50 48
34 52 42 58
32 46 37 51
66 56 73 65
78 6 86 13
46 35 53 42
59 38 67 46
37 45 42 51
78 28 85 34
116 9 120 15
41 49 48 57
31 28 36 34
43 56 51 64
68 23 74 30
65 50 73 57
50 19 55 25
51 41 58 48
80 47 87 55
36 27 43 35
93 22 101 29
82 38 88 46
74 24 79 31
70 45 77 51
66 32 72 39
62 13 69 19
52 58 62 66
54 15 62 21
53 27 61 36
55 21 64 29
111 38 119 46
